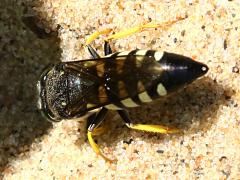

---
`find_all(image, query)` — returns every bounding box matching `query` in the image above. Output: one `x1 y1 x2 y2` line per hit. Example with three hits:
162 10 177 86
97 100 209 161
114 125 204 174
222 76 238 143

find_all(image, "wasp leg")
86 112 109 136
86 44 100 59
105 16 186 41
118 110 180 134
87 107 115 162
86 28 112 45
86 37 112 58
104 41 113 55
86 16 185 45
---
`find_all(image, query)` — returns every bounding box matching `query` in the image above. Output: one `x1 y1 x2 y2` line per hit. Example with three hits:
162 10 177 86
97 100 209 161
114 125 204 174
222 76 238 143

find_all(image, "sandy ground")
1 0 240 179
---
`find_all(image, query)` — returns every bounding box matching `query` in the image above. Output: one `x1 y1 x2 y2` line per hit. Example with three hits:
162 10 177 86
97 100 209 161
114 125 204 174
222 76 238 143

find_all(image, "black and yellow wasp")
37 19 208 162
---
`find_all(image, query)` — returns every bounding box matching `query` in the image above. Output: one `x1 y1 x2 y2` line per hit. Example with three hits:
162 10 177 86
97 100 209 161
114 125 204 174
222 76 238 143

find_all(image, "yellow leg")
86 16 186 45
87 131 116 162
126 123 180 134
86 28 112 45
106 16 186 41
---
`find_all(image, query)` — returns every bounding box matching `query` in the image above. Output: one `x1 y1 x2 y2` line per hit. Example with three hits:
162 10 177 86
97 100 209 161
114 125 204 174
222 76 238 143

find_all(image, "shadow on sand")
0 1 60 174
94 76 233 152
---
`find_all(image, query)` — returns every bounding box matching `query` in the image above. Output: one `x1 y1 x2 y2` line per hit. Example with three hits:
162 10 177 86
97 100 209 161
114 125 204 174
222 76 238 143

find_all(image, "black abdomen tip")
159 52 209 92
201 64 209 74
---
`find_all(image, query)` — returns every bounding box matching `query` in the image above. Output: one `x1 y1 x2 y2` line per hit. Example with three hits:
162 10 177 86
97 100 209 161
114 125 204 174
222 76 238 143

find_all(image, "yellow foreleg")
86 16 186 44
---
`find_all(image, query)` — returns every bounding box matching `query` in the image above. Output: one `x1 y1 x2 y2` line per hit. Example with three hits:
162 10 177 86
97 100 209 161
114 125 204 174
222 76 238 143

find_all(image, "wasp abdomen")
102 49 208 110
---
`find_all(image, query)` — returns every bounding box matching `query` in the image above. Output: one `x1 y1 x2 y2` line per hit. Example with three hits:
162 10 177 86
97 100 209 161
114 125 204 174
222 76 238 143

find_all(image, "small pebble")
232 66 239 73
223 39 227 50
156 150 164 154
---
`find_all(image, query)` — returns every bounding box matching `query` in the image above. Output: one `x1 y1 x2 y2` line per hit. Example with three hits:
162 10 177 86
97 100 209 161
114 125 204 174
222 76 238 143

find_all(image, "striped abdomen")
98 49 168 110
94 49 208 110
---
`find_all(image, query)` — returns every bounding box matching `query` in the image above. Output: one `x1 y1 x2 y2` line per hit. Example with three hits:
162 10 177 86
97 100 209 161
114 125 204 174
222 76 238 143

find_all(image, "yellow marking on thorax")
157 83 167 96
60 71 65 76
61 101 67 106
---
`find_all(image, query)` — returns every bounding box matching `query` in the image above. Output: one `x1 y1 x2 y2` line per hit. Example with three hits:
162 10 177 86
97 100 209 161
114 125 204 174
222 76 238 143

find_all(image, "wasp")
37 18 208 162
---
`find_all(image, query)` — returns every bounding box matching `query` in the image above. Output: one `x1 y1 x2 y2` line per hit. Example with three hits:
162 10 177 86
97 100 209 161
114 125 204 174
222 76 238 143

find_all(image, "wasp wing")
65 55 163 108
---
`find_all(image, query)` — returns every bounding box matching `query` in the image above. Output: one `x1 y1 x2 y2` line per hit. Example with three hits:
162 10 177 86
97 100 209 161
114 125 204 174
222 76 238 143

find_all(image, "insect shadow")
88 76 234 149
0 2 61 174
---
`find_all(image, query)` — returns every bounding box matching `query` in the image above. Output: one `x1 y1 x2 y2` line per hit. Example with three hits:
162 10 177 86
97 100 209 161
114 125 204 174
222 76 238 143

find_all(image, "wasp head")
37 64 88 121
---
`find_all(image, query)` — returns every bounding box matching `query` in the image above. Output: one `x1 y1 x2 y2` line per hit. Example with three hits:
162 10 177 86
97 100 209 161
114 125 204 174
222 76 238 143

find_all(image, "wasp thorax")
38 64 89 121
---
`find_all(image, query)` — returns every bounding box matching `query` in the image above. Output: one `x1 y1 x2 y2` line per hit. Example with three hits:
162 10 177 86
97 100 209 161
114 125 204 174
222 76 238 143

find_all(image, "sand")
1 0 240 179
